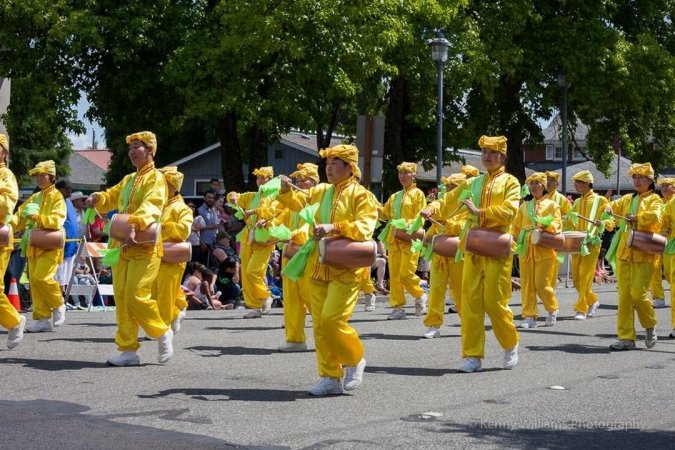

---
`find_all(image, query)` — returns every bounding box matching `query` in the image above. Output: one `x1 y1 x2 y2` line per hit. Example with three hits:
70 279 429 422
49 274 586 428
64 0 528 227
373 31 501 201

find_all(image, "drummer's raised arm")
93 178 125 215
276 180 312 212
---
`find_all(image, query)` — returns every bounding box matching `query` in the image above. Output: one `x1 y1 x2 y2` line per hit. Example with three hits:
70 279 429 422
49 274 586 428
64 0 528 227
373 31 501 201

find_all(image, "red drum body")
626 229 666 254
0 224 12 247
318 238 377 269
29 229 65 250
110 213 159 247
530 230 565 250
558 231 586 254
465 228 512 258
162 241 192 263
284 241 302 259
394 228 425 243
431 235 459 258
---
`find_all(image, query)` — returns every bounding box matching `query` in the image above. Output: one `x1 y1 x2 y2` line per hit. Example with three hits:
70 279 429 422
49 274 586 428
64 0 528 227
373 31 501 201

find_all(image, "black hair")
55 180 71 189
210 178 220 183
632 181 656 197
219 256 238 272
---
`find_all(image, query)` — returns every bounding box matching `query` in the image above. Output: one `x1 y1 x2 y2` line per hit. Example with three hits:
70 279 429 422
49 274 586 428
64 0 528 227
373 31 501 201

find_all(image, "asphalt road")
1 282 674 449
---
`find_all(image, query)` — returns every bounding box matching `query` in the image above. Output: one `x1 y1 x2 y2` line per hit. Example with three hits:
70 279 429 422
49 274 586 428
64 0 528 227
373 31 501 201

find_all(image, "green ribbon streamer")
605 196 639 272
378 191 404 250
229 203 245 220
535 214 553 227
556 252 565 264
103 220 112 236
82 208 97 225
406 215 424 234
259 177 281 198
390 218 408 230
21 202 39 218
520 184 530 199
568 212 579 227
236 227 247 243
100 247 121 266
410 239 433 261
411 239 425 253
19 224 36 257
665 238 675 255
437 184 446 199
299 203 319 225
254 227 270 243
268 224 292 241
281 239 317 281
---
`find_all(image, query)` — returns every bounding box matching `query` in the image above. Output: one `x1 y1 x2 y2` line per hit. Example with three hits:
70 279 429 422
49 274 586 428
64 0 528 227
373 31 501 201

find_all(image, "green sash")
605 195 639 271
515 200 536 258
19 192 42 257
377 190 404 249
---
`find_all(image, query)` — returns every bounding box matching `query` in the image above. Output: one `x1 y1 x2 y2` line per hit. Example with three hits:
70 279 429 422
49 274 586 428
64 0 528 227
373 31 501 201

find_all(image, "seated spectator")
200 268 232 310
215 257 242 307
266 250 283 305
72 256 96 309
210 231 238 269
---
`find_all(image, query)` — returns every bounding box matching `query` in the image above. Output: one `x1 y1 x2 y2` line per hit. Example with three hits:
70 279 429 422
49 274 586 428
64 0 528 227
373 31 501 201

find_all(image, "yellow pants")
650 256 665 300
520 257 558 318
281 256 308 343
423 254 463 327
152 261 188 326
112 252 169 351
309 275 362 379
388 241 423 308
461 253 519 358
0 248 20 330
571 245 601 314
616 260 657 341
666 254 675 329
359 269 375 294
28 248 63 320
240 242 274 309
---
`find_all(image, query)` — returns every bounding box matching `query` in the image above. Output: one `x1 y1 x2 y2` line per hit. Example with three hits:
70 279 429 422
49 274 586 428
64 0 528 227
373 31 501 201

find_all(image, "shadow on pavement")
360 333 425 341
525 344 611 354
366 365 502 376
138 387 311 402
40 337 116 344
205 326 280 332
186 345 278 357
0 357 111 371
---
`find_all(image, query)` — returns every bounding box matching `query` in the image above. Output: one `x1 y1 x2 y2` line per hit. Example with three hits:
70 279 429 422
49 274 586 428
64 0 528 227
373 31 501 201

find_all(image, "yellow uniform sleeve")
0 167 18 225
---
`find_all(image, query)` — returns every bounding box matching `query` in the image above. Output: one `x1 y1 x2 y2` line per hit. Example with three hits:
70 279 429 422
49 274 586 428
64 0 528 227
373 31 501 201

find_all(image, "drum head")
530 229 542 245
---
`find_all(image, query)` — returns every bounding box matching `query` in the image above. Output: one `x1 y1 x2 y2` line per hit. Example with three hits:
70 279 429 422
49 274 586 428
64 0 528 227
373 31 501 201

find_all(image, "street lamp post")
429 31 451 186
558 71 570 195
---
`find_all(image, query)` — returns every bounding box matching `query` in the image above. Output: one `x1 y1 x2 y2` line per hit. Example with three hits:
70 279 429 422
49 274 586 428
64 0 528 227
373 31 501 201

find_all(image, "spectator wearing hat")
86 131 173 366
55 180 79 308
211 231 237 268
12 160 67 333
0 134 25 348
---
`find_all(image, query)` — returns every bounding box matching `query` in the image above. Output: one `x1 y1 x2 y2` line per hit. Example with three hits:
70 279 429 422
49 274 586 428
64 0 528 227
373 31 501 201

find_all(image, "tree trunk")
247 123 269 191
383 76 410 194
499 79 527 183
217 111 245 192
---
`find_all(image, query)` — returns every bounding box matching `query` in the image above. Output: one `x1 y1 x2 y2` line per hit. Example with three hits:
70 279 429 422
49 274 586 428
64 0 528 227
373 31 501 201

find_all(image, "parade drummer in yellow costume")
605 163 660 350
545 171 572 279
649 178 674 309
419 172 471 339
0 134 25 347
86 131 173 366
236 166 284 318
565 170 613 320
379 162 427 320
277 163 319 352
12 160 66 333
512 172 562 329
277 144 377 396
427 135 520 373
660 178 675 338
152 166 193 333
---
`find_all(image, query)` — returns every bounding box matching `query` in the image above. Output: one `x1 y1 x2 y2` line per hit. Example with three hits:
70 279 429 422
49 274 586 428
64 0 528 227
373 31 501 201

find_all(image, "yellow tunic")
94 161 169 351
0 163 21 329
661 197 675 328
545 190 571 217
13 184 66 320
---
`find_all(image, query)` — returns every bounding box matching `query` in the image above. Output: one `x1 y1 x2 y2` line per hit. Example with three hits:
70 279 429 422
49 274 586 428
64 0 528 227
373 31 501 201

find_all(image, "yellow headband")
159 166 184 191
478 135 507 154
461 165 479 178
126 131 157 156
525 172 547 186
545 171 560 182
29 160 56 177
397 162 417 174
0 134 8 152
447 173 467 186
572 170 593 184
290 163 320 183
253 166 274 179
319 144 360 178
627 162 654 180
657 177 675 187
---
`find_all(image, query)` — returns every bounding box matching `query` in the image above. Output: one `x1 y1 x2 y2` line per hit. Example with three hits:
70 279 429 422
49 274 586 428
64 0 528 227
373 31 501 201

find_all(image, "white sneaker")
610 340 636 351
645 328 657 348
106 351 141 366
6 315 26 349
243 309 262 319
519 317 537 329
423 326 440 339
545 310 558 327
387 308 406 320
25 319 53 333
414 293 428 317
278 342 307 352
459 357 482 373
587 301 600 317
573 312 587 321
653 299 667 309
261 297 273 315
158 329 174 363
343 358 366 391
52 303 66 327
171 309 186 334
364 293 376 312
309 377 344 396
503 344 519 370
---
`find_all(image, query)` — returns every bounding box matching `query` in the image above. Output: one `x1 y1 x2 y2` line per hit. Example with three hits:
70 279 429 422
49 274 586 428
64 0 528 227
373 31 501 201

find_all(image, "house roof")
542 114 589 143
546 154 637 192
67 151 106 187
75 149 111 170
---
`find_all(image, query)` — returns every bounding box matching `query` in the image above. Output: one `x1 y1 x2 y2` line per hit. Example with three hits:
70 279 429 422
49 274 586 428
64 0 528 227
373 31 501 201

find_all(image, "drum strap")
605 195 639 270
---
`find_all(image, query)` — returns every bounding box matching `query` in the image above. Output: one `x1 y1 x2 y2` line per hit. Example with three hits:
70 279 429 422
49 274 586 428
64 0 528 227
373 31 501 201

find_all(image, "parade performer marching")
565 170 613 320
85 131 174 366
605 163 660 350
545 171 572 280
649 178 674 309
660 178 675 337
0 134 25 347
379 162 427 320
419 172 470 338
426 135 520 373
152 166 193 333
277 163 319 352
278 144 377 396
235 167 284 318
12 160 67 333
512 172 562 328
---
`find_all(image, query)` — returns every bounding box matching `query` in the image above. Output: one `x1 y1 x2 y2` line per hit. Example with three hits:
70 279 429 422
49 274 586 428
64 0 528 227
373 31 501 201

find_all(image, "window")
546 144 554 160
573 146 585 161
554 146 563 161
194 179 215 196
